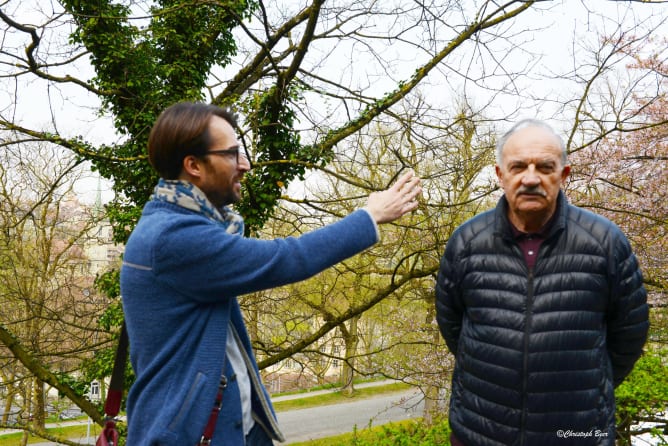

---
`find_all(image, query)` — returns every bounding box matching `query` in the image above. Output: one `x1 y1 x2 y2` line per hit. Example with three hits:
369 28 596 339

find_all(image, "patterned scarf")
151 178 244 236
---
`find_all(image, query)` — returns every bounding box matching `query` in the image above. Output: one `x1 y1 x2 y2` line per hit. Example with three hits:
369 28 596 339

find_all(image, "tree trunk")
340 315 360 397
423 384 440 425
34 378 45 428
2 390 15 424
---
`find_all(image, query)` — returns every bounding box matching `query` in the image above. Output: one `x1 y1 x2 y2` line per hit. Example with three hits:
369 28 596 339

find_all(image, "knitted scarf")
151 178 244 236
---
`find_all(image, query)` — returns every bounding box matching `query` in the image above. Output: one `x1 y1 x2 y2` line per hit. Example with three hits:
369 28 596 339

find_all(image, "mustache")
517 186 547 197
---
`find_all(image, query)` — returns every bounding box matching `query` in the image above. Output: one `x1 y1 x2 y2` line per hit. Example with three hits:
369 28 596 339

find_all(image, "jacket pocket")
167 371 207 432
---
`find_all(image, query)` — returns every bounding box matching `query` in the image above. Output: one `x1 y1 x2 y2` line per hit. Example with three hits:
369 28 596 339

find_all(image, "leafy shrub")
348 419 451 446
615 346 668 445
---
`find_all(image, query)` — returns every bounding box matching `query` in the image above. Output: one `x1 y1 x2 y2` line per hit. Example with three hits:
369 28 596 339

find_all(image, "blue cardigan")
120 199 379 445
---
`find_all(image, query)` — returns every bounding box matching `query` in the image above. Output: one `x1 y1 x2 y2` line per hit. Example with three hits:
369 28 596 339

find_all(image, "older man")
436 119 649 446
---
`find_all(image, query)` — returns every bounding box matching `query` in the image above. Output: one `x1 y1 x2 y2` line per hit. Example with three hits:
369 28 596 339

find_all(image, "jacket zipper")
520 267 534 446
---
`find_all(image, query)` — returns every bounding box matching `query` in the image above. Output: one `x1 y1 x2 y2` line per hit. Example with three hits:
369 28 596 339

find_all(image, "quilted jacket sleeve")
606 233 649 387
435 233 465 355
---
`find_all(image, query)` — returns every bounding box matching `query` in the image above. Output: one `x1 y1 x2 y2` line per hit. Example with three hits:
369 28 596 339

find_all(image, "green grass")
287 418 452 446
0 382 410 446
273 382 410 412
0 421 101 446
287 420 417 445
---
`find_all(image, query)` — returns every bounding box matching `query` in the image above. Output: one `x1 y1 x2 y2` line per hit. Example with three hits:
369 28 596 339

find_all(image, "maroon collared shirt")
510 213 557 269
514 231 545 269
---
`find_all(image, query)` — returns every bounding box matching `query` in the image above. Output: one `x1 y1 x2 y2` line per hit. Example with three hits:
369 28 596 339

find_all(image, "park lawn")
0 421 100 446
273 382 410 412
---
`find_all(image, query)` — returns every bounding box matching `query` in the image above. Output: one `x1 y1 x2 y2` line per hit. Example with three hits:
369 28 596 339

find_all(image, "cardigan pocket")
167 371 207 432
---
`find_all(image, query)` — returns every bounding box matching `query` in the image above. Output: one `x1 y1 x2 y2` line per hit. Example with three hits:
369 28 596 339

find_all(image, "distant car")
58 408 83 420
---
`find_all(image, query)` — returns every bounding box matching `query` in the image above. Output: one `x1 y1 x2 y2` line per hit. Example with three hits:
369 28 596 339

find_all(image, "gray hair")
495 119 568 165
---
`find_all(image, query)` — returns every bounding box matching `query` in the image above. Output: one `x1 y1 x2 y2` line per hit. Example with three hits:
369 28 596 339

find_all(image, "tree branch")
310 1 535 152
0 323 103 424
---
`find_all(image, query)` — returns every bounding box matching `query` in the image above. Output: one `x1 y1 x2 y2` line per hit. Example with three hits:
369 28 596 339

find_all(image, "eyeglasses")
204 147 249 165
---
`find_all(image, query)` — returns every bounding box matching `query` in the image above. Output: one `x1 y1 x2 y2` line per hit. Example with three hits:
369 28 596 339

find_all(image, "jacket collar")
495 190 568 240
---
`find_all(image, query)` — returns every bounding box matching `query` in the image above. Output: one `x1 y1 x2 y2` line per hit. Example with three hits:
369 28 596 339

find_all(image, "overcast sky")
4 0 667 202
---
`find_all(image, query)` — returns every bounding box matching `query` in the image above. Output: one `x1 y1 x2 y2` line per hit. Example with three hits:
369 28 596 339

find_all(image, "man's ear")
495 164 504 189
181 155 204 179
561 164 571 185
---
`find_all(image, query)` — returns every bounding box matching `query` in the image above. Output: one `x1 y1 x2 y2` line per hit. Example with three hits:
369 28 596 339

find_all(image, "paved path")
279 388 423 444
3 386 663 446
2 380 411 445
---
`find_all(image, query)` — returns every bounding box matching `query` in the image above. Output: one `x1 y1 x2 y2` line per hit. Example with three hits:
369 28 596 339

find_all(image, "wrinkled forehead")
501 126 564 162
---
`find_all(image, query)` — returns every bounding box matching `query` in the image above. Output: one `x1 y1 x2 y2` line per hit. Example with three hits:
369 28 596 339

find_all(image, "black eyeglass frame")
204 147 251 167
206 147 240 161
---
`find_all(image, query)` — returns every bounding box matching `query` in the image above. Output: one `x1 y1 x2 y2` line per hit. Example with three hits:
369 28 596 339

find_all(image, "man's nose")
238 153 252 171
521 165 540 185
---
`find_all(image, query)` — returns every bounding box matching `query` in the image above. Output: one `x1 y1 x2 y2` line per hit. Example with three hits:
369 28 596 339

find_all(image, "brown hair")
148 102 238 179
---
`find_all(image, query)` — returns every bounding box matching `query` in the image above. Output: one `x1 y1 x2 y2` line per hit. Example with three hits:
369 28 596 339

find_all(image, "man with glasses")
120 101 422 445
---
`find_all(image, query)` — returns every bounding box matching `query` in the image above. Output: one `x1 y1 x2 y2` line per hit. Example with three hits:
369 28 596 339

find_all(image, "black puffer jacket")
436 192 649 446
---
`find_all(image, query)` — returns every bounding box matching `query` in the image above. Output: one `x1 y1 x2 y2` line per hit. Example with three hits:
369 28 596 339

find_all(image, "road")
4 388 664 446
10 384 424 445
278 388 423 444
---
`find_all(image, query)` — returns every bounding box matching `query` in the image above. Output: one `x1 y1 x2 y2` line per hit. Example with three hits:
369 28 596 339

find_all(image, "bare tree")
0 140 112 438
